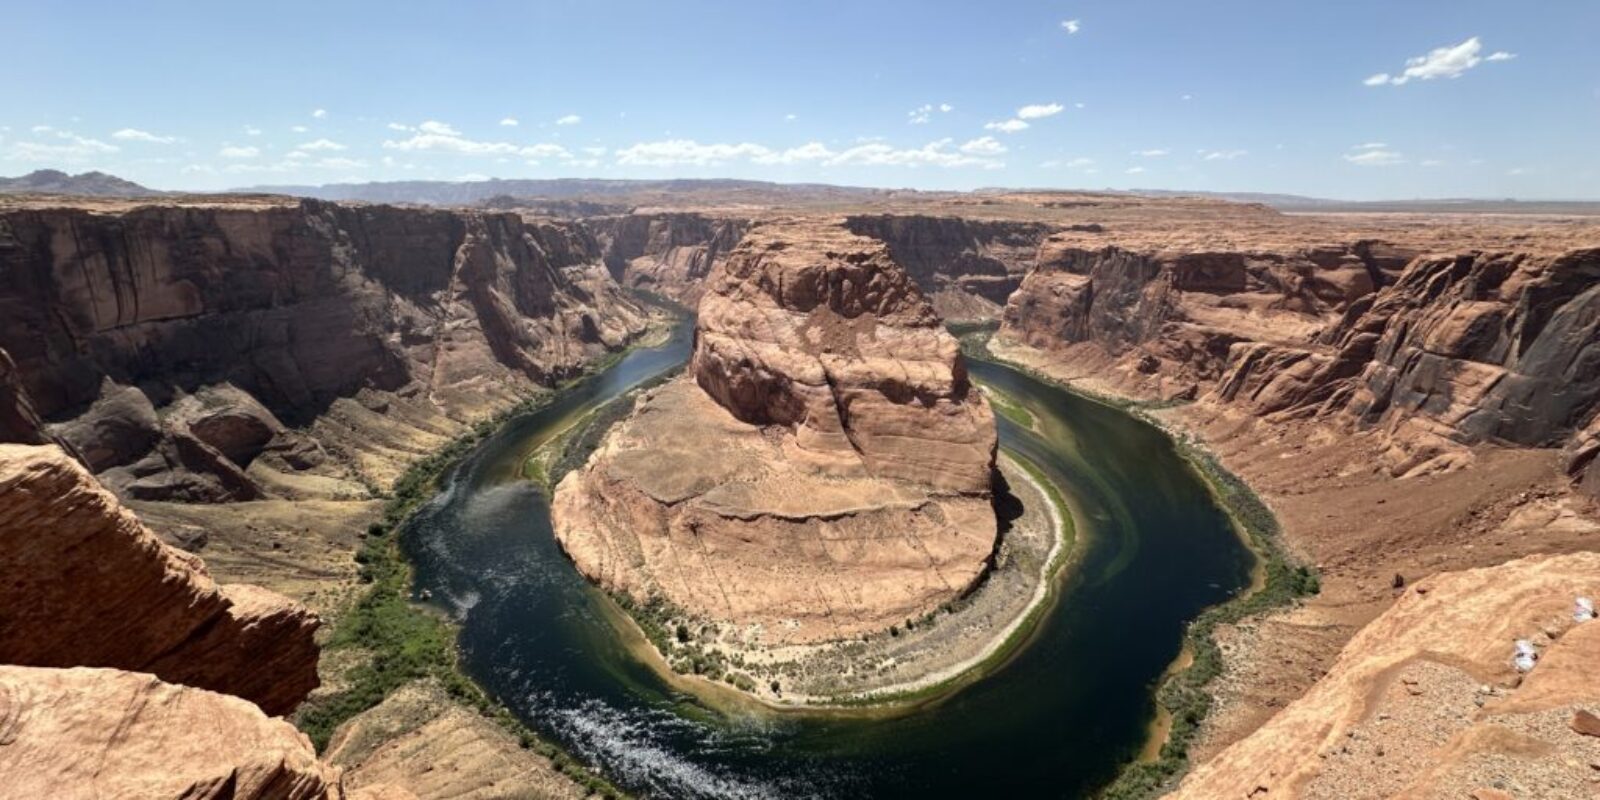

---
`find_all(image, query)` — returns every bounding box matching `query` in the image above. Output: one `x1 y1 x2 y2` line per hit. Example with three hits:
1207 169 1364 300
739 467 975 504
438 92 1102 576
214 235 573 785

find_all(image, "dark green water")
401 325 1255 799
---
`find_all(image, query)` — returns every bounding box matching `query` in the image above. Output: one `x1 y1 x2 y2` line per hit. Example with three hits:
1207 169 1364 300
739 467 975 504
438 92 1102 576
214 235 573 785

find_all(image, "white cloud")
1125 166 1146 174
984 118 1030 133
1017 103 1064 120
386 122 414 132
616 140 773 166
6 129 120 163
296 138 347 151
244 125 263 136
1182 94 1194 101
1201 149 1248 161
1061 19 1081 34
291 125 309 133
555 114 582 126
1132 148 1169 157
1421 159 1445 167
499 117 519 127
1043 157 1095 169
112 128 176 144
785 113 797 121
959 136 1007 156
312 108 327 119
314 157 367 169
582 146 608 157
1344 146 1406 166
908 103 954 124
456 173 491 182
827 138 1003 168
418 120 460 136
523 143 572 160
753 142 835 165
613 138 1003 169
1364 36 1509 86
219 145 260 159
384 126 574 161
1506 167 1527 176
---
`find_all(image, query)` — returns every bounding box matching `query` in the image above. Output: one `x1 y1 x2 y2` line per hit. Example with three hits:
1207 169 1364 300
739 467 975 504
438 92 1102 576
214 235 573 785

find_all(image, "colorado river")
401 323 1255 798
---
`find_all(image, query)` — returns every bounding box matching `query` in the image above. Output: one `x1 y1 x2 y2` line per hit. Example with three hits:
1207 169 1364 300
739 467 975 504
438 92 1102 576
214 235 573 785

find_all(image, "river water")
401 324 1255 799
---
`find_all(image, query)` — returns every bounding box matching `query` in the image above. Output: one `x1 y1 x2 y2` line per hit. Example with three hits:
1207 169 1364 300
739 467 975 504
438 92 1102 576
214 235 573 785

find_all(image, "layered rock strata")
0 443 319 716
554 220 998 644
845 214 1054 321
0 198 652 500
599 211 748 304
999 237 1600 483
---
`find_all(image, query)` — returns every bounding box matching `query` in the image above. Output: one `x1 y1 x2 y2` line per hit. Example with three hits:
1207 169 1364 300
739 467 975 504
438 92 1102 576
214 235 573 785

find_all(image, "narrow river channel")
401 323 1255 799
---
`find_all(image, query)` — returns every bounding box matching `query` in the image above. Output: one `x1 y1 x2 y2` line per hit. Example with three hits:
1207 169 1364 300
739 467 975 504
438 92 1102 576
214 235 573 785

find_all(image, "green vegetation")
961 331 1318 799
984 384 1037 430
1099 440 1318 799
291 349 663 799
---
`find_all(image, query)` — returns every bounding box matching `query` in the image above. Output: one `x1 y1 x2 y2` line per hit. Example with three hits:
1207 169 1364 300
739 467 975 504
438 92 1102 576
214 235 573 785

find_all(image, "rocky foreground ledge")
553 220 1001 659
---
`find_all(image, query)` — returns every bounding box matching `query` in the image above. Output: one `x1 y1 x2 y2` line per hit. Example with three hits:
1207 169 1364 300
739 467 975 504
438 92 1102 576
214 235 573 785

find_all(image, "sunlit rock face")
554 219 998 644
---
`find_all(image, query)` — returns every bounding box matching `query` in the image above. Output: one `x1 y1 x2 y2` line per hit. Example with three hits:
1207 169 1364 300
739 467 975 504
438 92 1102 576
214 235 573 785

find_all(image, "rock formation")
599 212 748 304
0 197 652 499
845 214 1053 321
1167 552 1600 799
998 234 1600 482
0 666 359 800
0 443 320 716
553 219 998 644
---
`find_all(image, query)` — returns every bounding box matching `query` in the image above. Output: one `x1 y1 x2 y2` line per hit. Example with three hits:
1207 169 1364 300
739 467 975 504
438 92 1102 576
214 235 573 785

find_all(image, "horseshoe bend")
6 6 1600 799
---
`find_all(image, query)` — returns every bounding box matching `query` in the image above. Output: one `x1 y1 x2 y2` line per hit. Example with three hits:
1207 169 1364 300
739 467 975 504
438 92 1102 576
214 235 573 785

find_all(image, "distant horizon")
8 167 1600 206
7 1 1597 201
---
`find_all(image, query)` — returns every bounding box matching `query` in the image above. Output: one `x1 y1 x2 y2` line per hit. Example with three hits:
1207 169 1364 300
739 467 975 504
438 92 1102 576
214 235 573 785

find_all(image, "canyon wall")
0 199 652 499
845 213 1054 321
597 212 748 304
998 236 1600 482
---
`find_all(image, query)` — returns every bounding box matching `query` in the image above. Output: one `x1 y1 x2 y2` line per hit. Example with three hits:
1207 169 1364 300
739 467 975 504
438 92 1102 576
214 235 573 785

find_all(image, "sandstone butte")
553 219 999 645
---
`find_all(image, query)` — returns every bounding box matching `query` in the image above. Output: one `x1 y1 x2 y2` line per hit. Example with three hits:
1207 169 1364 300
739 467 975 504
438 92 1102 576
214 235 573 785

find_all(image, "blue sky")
5 0 1597 198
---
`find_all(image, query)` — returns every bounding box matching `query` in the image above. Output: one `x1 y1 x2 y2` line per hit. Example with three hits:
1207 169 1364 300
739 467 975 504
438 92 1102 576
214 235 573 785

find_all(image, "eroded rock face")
999 238 1600 482
1167 552 1600 800
0 666 348 800
554 220 997 644
0 443 319 716
692 220 997 493
599 212 748 304
844 214 1054 321
0 199 651 498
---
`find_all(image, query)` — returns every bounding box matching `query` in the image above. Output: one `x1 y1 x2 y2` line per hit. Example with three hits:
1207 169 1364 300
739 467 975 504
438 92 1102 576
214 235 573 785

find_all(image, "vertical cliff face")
597 212 748 303
998 233 1600 485
0 199 651 499
844 214 1054 321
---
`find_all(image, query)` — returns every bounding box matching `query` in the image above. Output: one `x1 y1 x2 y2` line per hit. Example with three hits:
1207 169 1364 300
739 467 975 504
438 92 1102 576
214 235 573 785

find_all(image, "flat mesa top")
3 190 1596 257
